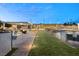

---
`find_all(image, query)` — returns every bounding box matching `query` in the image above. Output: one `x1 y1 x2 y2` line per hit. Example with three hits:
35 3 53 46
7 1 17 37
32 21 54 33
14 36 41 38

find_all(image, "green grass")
29 31 79 56
5 48 17 56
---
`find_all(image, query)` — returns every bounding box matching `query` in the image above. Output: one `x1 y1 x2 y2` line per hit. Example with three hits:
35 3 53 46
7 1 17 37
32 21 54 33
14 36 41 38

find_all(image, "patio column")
78 23 79 30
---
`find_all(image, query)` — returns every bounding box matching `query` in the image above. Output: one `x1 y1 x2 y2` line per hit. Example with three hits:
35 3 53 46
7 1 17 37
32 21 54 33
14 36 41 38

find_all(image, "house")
2 22 32 31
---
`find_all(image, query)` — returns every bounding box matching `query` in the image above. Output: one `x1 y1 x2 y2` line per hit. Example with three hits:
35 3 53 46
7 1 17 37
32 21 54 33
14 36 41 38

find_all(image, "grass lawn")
29 31 79 56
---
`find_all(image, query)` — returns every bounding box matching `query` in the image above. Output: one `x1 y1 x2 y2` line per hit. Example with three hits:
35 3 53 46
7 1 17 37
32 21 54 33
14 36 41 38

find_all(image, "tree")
72 22 77 25
63 22 77 26
63 23 67 26
5 23 12 28
0 21 3 27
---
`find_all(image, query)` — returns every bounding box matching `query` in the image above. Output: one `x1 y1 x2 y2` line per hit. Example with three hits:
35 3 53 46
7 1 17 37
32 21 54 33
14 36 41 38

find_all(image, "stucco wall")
54 31 79 41
0 32 11 56
55 31 73 41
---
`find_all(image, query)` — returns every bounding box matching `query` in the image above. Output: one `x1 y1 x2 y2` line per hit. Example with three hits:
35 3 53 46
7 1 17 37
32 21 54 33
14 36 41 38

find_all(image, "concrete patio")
12 31 37 56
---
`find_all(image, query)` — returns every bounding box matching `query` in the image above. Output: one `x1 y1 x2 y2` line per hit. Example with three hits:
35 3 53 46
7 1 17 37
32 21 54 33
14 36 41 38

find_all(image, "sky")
0 3 79 24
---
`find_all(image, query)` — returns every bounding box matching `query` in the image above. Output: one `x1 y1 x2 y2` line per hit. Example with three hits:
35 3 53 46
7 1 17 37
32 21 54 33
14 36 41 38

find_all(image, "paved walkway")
12 31 37 56
67 40 79 48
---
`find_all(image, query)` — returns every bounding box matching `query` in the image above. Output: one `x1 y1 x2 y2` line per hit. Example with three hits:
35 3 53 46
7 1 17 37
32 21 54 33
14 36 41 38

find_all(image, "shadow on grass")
5 48 18 56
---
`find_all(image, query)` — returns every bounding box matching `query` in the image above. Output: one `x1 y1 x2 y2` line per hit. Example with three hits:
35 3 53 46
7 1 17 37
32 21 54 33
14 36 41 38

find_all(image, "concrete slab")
12 31 37 56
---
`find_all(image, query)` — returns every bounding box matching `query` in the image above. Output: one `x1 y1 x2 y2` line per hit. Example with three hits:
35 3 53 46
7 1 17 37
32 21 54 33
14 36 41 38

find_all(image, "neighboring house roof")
3 22 32 25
